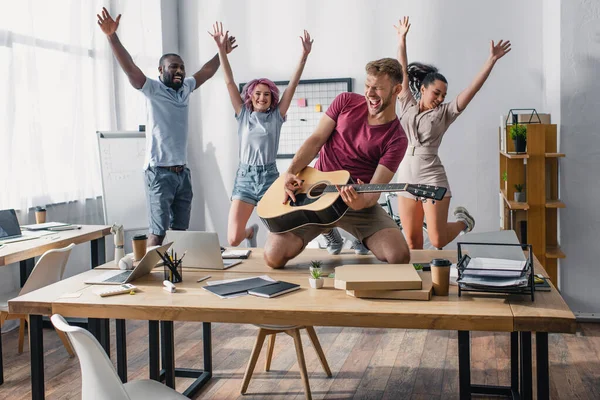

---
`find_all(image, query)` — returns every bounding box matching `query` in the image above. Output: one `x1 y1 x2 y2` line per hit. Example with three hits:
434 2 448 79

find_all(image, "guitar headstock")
405 184 447 201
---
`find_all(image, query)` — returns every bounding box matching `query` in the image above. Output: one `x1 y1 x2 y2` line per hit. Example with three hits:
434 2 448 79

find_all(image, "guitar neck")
324 183 409 193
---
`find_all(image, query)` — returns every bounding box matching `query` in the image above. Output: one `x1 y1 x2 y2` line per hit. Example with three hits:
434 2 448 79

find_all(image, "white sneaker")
322 229 344 255
454 206 475 233
245 224 259 248
351 238 370 255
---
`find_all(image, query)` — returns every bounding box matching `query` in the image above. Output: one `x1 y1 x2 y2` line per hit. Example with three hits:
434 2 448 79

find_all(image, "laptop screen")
0 209 22 239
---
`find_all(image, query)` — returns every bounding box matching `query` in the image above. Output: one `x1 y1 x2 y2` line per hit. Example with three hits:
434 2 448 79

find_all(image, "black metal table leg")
20 258 35 287
90 237 106 268
0 323 4 385
203 322 212 373
520 331 532 400
536 332 549 400
99 319 110 356
116 319 127 383
511 331 519 395
30 315 45 400
458 330 471 400
149 321 160 381
161 321 176 389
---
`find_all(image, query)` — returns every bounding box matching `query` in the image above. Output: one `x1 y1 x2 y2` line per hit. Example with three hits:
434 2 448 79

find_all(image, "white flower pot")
309 277 324 289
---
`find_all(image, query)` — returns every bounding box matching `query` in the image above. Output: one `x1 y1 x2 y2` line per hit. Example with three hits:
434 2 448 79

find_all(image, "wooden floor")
1 321 600 399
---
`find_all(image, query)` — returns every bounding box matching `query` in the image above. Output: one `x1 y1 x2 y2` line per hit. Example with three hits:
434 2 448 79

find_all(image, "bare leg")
364 228 410 264
227 200 256 246
422 197 466 249
263 232 305 269
398 196 425 249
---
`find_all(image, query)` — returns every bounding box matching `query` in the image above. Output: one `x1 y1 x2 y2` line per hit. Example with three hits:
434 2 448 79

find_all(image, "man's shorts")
144 166 193 236
231 163 279 206
289 204 399 248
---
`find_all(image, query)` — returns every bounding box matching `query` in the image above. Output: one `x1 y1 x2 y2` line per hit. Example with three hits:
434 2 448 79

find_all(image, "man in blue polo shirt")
98 8 236 245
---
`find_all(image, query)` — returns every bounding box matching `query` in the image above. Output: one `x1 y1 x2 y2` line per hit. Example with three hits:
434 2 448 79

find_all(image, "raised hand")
209 22 230 52
394 16 411 39
225 35 238 54
97 7 121 36
490 40 511 62
300 30 313 56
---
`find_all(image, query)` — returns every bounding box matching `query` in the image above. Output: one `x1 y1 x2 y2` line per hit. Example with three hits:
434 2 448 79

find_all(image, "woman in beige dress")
394 16 511 249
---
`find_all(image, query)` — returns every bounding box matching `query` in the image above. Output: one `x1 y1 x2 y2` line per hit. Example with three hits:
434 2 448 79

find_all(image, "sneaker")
454 206 475 233
322 229 344 255
351 238 370 255
246 224 259 248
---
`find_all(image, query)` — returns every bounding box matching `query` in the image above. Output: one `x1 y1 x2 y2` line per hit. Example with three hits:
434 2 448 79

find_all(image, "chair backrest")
51 314 130 400
20 243 75 296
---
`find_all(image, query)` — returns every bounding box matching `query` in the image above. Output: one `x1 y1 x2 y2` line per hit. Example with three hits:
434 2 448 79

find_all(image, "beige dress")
396 89 462 198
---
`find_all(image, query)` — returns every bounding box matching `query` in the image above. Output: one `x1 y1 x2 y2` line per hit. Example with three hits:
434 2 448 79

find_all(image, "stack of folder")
334 264 433 301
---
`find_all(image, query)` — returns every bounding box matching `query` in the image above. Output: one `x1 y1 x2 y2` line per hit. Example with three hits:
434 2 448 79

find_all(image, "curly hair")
241 78 280 111
406 62 447 100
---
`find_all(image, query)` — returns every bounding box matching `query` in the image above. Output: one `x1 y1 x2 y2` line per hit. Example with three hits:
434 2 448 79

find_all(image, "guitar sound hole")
308 182 328 198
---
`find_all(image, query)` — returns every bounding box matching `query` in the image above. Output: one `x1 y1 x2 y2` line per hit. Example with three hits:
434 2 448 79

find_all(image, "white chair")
51 314 188 400
242 324 332 400
0 243 76 356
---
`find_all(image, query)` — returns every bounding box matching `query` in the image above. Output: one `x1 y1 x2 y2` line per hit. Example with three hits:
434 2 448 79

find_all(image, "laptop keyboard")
103 271 132 283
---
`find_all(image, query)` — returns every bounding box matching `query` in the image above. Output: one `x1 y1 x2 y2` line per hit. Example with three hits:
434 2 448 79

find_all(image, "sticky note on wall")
297 98 307 107
315 104 322 112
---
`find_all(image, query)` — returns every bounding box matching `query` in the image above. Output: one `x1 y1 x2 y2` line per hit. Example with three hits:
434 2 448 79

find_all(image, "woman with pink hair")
210 22 313 247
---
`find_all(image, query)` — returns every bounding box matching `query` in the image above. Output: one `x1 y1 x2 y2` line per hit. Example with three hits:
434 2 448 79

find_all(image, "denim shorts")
144 166 193 236
231 163 279 206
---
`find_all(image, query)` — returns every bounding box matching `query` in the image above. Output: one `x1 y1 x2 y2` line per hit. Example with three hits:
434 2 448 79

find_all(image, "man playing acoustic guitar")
263 58 410 268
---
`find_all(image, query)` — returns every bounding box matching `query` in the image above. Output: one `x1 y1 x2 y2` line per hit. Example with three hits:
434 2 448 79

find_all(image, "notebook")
222 249 252 259
21 222 70 231
248 281 300 298
203 277 273 298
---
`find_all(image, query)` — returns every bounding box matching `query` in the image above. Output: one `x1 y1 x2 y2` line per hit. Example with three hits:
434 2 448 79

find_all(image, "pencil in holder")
164 260 182 283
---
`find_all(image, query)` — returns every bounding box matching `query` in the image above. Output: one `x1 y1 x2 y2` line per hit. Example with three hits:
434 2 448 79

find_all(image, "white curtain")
0 0 163 213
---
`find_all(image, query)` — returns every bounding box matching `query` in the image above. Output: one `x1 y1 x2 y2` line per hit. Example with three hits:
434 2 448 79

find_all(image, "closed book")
248 281 300 298
203 277 273 297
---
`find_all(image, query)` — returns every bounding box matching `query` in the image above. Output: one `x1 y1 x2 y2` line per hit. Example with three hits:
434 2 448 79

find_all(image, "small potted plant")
510 124 527 153
309 261 324 289
413 263 424 274
502 171 508 193
514 184 526 202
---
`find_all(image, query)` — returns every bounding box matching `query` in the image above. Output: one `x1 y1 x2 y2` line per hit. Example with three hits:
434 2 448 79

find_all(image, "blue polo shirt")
139 76 196 169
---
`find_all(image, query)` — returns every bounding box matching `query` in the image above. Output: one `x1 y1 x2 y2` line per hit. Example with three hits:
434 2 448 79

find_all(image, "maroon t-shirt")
315 92 408 183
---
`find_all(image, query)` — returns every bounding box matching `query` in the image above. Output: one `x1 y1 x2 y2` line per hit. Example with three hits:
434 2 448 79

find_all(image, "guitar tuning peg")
431 200 436 205
421 198 428 204
414 197 420 202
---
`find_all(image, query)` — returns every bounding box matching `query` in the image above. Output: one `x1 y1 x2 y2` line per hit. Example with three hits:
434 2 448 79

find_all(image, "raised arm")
278 30 313 117
209 22 242 114
282 115 336 203
97 7 145 89
456 40 511 112
394 17 411 94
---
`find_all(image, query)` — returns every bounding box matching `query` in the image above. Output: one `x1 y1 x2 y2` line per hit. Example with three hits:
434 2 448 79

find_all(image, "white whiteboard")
97 131 147 231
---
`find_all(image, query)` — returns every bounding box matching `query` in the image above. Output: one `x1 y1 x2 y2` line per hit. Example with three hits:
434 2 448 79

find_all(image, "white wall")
177 0 544 246
558 0 600 316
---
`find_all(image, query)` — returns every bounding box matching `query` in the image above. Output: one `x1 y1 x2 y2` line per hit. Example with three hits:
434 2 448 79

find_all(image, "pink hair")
241 78 280 111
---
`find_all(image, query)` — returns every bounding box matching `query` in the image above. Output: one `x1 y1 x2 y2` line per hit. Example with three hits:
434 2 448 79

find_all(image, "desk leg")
161 321 176 389
458 331 471 400
30 315 45 400
536 332 549 400
89 318 110 357
20 258 35 287
116 319 127 383
90 237 106 268
0 325 3 385
149 321 160 381
510 332 519 395
203 322 212 373
520 331 532 400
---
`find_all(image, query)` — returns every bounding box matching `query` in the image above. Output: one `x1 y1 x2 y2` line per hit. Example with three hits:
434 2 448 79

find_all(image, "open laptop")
85 242 172 285
0 209 49 244
165 231 242 270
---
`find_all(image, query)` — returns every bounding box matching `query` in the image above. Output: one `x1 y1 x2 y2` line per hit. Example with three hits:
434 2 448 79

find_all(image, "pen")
196 275 211 283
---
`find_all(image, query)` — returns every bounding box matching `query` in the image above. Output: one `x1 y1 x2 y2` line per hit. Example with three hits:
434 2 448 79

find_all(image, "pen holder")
163 259 183 284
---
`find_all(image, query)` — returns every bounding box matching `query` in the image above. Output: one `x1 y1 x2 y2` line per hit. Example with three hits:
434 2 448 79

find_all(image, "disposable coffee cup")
132 234 148 261
431 258 451 296
35 207 47 224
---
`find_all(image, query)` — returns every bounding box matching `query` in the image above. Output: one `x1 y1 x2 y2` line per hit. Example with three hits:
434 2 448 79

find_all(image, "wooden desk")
0 225 110 387
9 249 576 400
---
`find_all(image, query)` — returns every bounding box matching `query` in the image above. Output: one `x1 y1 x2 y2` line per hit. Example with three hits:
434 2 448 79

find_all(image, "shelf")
546 246 566 259
501 190 529 210
545 153 565 158
545 200 566 209
500 151 529 159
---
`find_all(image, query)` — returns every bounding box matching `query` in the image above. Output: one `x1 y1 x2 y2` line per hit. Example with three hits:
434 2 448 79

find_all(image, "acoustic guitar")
257 167 447 233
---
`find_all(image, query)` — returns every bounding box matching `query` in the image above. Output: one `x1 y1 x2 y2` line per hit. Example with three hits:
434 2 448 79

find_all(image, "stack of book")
334 264 433 301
